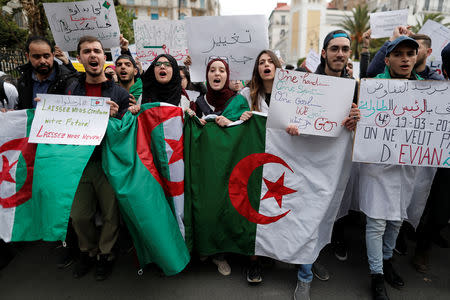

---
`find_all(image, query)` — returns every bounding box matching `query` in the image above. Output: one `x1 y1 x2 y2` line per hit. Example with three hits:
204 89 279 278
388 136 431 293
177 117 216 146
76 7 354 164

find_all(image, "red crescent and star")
0 155 18 184
136 105 184 197
0 137 36 209
228 153 297 225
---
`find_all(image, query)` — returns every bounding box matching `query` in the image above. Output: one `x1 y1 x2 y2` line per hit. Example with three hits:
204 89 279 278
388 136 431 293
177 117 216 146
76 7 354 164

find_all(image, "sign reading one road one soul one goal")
267 69 355 137
29 94 110 145
353 79 450 167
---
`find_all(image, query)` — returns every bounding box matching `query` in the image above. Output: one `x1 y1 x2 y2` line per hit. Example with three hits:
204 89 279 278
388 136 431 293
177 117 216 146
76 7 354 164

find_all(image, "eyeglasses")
327 46 351 53
155 61 172 67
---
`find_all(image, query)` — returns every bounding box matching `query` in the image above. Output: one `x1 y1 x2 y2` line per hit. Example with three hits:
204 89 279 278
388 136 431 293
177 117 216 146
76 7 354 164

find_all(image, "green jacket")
129 77 143 99
375 66 423 80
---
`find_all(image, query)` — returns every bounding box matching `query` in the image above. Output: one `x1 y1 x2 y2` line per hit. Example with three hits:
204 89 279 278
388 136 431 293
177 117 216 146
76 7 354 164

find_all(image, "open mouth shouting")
119 70 130 80
88 61 100 72
210 77 223 89
159 70 168 78
399 64 411 71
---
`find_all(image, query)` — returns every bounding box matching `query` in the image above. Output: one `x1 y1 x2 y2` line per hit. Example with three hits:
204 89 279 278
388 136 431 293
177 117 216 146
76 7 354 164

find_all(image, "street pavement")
1 221 449 300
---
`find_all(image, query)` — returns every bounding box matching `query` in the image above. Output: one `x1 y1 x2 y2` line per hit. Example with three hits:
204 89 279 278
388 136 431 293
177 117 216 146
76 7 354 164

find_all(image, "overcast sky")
220 0 291 17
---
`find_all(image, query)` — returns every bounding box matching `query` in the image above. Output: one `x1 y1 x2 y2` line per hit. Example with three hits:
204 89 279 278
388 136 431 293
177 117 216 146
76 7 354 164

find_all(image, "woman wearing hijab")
186 58 249 276
130 54 190 112
190 58 249 127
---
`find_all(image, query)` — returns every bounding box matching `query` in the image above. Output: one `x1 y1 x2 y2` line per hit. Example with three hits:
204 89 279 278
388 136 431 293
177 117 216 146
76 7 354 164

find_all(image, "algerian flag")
184 113 352 264
102 103 190 276
0 110 93 242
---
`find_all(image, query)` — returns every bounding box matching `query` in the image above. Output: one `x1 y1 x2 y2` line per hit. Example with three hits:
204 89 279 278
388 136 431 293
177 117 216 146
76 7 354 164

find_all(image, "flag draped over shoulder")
184 113 353 264
102 103 190 276
0 110 93 242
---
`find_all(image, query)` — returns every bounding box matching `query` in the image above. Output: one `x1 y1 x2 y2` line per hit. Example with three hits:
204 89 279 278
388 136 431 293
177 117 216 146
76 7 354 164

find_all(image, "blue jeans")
297 264 313 283
366 216 402 274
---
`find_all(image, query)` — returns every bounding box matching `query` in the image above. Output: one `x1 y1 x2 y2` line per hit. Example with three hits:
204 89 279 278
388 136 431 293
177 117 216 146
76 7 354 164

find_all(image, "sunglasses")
155 61 172 67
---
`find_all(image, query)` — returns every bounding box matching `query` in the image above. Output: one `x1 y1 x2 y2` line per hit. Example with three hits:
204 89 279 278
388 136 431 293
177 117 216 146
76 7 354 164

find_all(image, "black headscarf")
141 54 182 105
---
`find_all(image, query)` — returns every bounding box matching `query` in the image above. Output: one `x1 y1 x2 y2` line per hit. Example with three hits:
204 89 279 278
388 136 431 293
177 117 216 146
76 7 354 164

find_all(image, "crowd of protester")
0 25 449 300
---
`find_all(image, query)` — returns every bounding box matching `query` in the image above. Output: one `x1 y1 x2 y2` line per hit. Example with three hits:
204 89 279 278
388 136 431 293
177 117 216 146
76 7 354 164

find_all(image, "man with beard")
367 27 444 80
114 54 142 100
16 36 78 109
65 36 129 281
294 30 358 300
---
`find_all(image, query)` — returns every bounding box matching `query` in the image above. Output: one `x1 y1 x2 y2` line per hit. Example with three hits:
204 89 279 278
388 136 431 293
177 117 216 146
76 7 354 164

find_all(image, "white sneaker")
294 280 311 300
212 258 231 276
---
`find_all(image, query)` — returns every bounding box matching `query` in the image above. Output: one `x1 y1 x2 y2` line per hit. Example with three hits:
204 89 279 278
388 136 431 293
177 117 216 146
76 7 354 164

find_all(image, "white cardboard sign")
267 69 355 137
305 49 320 73
369 9 409 39
186 15 269 82
353 79 450 167
29 94 110 145
110 44 137 63
44 0 120 51
133 19 189 70
418 20 450 77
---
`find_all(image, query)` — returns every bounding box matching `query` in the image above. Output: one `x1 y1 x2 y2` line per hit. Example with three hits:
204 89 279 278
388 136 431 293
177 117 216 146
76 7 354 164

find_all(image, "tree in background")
115 3 136 44
0 0 28 48
411 12 450 33
336 4 370 60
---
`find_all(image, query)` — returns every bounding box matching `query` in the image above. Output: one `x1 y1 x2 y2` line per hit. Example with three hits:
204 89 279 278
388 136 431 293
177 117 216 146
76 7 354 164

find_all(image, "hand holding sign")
29 94 111 145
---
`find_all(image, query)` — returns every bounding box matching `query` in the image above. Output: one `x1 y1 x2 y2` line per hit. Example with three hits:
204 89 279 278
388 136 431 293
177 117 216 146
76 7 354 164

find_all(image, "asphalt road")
1 221 449 300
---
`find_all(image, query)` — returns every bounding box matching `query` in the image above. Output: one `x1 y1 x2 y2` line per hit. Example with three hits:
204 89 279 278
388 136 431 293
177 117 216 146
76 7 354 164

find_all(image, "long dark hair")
249 50 281 111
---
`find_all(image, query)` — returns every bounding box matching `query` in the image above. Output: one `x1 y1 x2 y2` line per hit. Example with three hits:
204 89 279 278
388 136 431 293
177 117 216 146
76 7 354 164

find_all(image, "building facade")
118 0 220 20
269 3 290 49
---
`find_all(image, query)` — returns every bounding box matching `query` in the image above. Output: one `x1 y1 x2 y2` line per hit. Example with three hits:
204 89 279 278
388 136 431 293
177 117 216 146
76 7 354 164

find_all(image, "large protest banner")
369 9 409 39
353 79 450 167
418 20 450 76
133 19 189 70
29 94 110 145
267 69 355 137
44 0 120 51
186 15 269 82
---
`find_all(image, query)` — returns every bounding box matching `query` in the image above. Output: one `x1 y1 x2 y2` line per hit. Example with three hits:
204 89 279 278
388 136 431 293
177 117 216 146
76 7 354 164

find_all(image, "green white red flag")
102 103 190 275
185 113 352 264
0 110 93 242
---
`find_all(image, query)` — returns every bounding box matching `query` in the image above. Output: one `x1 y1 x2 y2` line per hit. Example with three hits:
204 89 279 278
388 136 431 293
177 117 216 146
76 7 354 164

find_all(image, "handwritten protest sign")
418 20 450 76
44 0 120 51
369 10 409 39
29 94 110 145
111 44 137 63
353 79 450 167
305 49 320 73
186 15 269 82
133 19 188 70
266 69 355 137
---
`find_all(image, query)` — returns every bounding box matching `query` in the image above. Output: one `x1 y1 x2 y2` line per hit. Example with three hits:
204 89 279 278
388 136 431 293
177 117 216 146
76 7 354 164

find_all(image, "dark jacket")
16 62 79 109
360 52 370 79
66 74 130 161
367 41 444 80
65 73 130 118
